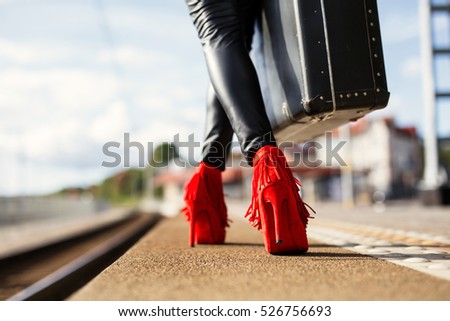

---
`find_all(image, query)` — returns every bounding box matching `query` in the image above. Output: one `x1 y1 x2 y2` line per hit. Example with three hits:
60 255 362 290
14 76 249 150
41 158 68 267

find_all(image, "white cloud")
23 119 85 162
90 100 131 143
105 5 195 42
0 38 71 64
401 56 422 78
97 46 173 67
0 68 121 112
381 13 420 44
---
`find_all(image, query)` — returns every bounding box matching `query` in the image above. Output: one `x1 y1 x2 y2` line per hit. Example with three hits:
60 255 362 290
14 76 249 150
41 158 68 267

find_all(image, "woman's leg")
201 84 234 171
186 0 276 165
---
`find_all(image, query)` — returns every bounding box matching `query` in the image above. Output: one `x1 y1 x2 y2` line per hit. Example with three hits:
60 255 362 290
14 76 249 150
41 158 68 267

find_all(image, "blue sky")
0 0 449 196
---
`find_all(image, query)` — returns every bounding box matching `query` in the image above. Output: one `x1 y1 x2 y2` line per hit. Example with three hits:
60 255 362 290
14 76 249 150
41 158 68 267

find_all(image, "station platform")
69 200 450 301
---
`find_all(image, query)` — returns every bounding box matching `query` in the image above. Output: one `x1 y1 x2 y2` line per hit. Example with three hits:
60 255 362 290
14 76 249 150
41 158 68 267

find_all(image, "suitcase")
258 0 390 143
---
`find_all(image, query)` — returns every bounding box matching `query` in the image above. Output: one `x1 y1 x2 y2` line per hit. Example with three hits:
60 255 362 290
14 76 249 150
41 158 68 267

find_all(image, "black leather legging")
186 0 276 170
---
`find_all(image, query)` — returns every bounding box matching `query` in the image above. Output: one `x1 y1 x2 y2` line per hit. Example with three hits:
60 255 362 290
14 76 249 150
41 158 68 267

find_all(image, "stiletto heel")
273 198 283 244
183 162 229 247
246 145 313 254
260 184 287 248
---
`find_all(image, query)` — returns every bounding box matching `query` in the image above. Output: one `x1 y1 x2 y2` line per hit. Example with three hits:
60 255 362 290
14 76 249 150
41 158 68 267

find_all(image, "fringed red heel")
246 145 313 254
182 162 229 247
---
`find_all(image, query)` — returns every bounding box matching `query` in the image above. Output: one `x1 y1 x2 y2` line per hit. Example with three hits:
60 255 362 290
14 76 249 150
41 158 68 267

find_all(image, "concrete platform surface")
70 203 450 301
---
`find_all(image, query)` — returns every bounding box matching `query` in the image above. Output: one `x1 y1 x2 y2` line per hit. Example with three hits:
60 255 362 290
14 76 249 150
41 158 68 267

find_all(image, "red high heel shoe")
245 145 313 254
182 162 229 247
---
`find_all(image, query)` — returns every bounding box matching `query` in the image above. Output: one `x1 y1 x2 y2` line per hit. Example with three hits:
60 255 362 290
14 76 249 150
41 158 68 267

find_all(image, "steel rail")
1 212 162 301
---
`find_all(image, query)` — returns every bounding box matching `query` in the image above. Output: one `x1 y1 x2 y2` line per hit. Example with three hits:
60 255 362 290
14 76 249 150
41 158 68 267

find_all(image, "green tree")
150 142 179 167
148 142 180 198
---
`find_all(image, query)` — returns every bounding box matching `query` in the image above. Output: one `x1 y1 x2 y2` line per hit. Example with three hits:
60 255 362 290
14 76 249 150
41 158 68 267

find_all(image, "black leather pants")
186 0 276 170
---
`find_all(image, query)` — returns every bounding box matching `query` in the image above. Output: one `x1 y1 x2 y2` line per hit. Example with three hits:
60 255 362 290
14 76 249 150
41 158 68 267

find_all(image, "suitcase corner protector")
302 95 330 116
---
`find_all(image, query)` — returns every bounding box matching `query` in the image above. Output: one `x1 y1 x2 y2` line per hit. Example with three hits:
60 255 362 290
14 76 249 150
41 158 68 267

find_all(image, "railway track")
0 211 161 301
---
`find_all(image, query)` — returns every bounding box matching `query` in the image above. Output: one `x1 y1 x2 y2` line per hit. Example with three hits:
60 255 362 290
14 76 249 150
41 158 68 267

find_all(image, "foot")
182 162 229 246
246 146 312 254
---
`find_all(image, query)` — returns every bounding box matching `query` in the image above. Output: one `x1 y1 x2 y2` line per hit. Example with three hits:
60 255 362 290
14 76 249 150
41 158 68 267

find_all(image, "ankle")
253 145 284 166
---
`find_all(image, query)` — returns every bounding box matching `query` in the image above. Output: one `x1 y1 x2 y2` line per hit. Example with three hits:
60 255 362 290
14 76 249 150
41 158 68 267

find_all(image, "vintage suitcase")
258 0 390 143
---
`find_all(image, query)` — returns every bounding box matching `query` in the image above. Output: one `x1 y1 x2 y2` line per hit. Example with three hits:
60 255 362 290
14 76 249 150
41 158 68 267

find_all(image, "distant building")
311 117 422 202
